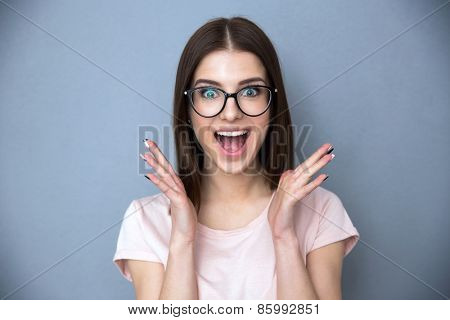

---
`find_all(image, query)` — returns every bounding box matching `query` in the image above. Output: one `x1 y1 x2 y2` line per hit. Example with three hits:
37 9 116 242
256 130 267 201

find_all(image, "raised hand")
267 143 335 240
140 139 197 243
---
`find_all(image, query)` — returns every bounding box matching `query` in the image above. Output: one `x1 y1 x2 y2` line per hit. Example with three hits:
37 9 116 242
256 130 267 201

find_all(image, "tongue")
219 135 246 152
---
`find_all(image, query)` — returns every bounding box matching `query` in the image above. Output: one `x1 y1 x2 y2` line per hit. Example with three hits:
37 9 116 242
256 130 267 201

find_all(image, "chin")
216 158 253 175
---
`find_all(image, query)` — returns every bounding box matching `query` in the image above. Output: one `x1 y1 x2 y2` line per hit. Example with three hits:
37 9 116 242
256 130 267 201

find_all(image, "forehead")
192 50 267 86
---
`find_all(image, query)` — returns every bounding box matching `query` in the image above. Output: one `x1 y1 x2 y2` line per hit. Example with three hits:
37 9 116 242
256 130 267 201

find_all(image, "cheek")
253 118 270 145
191 118 213 146
253 129 268 150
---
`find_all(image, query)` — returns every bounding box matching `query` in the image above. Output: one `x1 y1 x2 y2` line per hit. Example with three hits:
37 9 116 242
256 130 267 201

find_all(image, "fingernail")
142 139 150 148
330 153 335 160
139 153 146 161
326 146 334 154
323 175 329 181
144 175 150 180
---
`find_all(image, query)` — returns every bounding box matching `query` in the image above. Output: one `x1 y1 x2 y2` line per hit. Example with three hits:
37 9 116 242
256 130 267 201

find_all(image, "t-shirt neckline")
196 191 276 238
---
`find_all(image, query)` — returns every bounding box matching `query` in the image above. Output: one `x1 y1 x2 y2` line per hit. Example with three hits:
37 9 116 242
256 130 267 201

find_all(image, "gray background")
0 0 448 299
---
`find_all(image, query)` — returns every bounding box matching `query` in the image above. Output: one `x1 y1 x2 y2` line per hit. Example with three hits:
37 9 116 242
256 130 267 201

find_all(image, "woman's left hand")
267 143 335 241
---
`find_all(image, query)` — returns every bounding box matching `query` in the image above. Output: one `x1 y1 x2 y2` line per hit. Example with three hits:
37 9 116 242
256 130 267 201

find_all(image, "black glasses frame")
184 85 278 118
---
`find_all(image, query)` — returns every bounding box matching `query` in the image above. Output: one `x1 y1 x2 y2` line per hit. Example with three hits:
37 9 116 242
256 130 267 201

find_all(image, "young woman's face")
188 50 271 175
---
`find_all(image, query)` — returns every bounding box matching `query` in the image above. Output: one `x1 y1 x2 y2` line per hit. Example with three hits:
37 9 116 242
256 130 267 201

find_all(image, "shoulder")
127 192 172 230
113 193 171 279
292 186 337 235
295 185 341 218
293 186 360 257
133 192 171 214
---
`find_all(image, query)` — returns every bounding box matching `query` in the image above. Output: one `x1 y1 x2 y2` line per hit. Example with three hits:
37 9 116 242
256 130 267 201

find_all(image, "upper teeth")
216 130 248 137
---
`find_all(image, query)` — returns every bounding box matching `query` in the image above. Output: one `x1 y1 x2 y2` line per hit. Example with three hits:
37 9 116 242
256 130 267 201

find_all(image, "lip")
214 130 250 158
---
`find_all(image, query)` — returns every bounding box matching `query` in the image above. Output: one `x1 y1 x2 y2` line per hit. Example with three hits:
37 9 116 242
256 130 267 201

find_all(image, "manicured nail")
330 153 335 160
142 139 150 148
323 175 329 181
326 146 334 154
144 175 150 180
139 153 146 161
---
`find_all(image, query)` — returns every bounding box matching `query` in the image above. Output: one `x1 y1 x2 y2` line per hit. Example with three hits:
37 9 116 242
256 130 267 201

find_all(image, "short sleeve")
112 200 163 282
310 192 360 257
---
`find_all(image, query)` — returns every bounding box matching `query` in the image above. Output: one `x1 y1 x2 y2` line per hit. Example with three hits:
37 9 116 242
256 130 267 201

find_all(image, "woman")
113 16 359 300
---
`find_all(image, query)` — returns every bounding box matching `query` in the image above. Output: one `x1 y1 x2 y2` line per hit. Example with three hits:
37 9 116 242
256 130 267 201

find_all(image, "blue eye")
242 87 259 97
200 88 219 99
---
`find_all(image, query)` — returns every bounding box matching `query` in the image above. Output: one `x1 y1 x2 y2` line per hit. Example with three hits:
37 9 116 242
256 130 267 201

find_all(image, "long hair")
172 16 294 212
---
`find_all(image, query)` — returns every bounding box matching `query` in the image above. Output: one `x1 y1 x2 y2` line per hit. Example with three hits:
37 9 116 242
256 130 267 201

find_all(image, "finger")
141 152 181 192
294 143 333 174
295 174 328 198
294 143 333 176
144 172 179 200
296 152 334 181
141 152 180 192
145 140 172 172
166 163 185 191
144 140 183 190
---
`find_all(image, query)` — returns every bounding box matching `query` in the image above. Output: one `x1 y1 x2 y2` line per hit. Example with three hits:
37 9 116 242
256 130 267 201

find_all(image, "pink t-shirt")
113 186 360 299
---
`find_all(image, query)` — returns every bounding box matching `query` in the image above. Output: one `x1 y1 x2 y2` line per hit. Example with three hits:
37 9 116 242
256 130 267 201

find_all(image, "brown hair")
172 16 294 212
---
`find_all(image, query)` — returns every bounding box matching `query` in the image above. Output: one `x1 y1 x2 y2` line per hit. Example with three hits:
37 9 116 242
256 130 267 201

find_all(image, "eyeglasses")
184 85 277 118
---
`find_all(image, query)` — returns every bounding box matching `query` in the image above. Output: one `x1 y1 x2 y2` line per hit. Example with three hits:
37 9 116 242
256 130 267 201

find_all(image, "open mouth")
214 129 250 155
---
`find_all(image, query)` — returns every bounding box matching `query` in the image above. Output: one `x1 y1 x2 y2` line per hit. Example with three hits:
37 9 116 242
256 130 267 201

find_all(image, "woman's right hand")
140 139 197 244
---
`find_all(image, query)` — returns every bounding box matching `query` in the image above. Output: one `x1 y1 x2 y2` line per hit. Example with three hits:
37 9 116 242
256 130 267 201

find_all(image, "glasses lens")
237 86 271 116
191 87 225 117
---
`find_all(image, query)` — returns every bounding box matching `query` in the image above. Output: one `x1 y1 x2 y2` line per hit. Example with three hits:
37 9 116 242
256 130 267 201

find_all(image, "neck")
200 157 272 203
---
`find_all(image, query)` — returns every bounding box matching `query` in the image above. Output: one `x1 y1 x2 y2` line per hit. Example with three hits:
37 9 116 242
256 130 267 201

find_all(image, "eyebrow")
193 77 267 87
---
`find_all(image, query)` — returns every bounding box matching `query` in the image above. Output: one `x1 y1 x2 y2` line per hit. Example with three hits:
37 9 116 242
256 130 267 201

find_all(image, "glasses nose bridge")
223 91 241 108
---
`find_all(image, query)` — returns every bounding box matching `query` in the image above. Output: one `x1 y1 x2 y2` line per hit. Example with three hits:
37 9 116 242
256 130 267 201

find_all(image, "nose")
219 95 243 121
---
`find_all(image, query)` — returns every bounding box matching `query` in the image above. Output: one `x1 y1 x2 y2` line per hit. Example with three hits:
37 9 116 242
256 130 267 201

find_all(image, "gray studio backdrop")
0 0 448 299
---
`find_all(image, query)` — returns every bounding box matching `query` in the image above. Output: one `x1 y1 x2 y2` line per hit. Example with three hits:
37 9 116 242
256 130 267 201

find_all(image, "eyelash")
197 84 262 91
198 86 260 98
